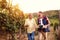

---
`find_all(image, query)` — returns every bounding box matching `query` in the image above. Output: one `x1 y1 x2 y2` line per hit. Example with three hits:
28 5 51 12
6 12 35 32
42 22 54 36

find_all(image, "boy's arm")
47 17 50 26
44 17 50 28
43 17 50 28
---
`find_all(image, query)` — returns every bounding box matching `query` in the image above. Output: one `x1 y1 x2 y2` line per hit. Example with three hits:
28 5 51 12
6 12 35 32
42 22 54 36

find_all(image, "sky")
10 0 60 13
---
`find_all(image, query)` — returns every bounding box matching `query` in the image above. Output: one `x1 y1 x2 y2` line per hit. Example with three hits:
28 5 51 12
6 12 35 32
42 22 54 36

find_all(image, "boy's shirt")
38 17 50 28
40 18 43 25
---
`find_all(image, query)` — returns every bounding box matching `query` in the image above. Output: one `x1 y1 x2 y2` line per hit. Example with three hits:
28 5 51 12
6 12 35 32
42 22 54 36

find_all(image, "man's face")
28 13 33 19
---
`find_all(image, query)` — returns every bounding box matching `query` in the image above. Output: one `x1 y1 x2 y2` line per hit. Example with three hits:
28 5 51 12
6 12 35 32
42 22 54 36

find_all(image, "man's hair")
28 13 32 16
38 11 42 13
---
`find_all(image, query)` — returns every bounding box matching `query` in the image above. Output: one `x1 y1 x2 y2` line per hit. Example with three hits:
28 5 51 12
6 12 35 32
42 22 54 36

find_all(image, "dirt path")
48 27 55 40
35 27 55 40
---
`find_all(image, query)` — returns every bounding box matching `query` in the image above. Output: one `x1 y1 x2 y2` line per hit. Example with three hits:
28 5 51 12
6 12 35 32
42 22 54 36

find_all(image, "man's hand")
25 25 29 27
37 25 40 28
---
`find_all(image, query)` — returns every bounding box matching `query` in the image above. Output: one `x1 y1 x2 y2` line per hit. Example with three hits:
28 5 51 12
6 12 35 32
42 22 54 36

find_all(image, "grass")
50 18 59 26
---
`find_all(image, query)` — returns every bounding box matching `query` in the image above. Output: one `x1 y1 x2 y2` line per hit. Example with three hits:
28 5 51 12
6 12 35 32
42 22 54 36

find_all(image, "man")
37 11 50 40
24 13 37 40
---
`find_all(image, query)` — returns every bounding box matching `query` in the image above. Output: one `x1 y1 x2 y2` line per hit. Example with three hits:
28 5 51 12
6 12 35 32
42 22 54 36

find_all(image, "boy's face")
38 13 43 18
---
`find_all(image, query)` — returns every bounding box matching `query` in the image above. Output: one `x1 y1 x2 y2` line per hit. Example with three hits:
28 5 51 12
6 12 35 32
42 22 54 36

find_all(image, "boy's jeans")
27 32 34 40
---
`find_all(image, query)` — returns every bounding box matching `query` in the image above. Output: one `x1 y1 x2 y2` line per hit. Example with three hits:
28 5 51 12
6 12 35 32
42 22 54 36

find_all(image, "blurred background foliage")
0 0 25 32
0 0 25 40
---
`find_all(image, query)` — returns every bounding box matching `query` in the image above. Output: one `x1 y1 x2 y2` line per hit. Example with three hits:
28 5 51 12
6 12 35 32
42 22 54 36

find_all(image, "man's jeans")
27 32 34 40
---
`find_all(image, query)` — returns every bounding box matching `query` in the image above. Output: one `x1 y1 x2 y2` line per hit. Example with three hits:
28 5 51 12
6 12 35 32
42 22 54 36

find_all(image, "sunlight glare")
11 0 60 13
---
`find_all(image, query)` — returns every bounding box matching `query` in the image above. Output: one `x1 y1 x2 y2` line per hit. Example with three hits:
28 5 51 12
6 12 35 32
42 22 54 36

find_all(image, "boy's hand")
43 25 48 28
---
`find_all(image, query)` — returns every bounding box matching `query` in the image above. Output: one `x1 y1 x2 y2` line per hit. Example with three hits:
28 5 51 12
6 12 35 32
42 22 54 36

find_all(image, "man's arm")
33 19 38 28
24 19 28 28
